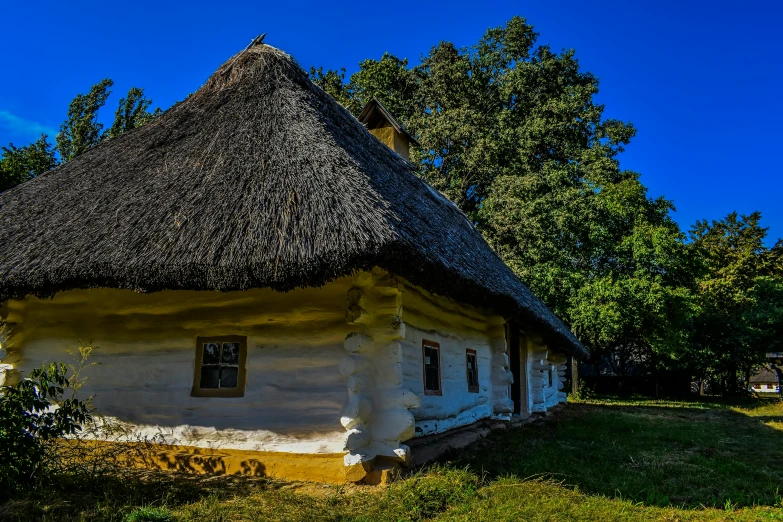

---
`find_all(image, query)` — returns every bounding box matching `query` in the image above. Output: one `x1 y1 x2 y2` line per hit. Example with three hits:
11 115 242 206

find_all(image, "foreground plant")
0 363 91 499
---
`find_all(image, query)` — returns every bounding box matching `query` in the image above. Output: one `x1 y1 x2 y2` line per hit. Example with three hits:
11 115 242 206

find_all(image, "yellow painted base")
83 440 349 483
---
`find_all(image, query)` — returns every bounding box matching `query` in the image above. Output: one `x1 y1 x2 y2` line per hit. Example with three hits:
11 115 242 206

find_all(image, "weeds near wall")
0 341 166 502
0 361 91 499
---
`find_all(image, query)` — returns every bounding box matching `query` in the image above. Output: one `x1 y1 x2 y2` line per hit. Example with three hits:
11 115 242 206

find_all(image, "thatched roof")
0 44 586 358
750 367 780 384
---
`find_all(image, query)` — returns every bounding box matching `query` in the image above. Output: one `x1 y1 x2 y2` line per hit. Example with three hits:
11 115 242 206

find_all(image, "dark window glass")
221 342 240 364
200 365 220 388
424 344 440 393
199 341 241 389
220 366 239 388
466 351 479 392
548 370 553 387
203 342 220 364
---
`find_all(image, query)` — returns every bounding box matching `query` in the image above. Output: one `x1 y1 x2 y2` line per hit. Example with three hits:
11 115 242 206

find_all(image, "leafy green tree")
2 82 158 188
314 17 694 374
0 363 92 499
309 67 353 110
687 212 783 395
310 54 420 120
348 53 420 121
0 134 58 191
56 78 113 162
105 87 160 140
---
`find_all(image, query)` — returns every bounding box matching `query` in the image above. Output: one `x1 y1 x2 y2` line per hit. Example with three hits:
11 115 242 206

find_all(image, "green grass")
2 396 782 521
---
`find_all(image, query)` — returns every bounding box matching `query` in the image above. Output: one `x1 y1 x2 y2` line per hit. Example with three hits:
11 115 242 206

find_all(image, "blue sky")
2 0 781 243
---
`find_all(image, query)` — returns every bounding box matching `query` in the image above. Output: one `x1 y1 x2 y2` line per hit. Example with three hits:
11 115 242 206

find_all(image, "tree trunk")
571 356 579 396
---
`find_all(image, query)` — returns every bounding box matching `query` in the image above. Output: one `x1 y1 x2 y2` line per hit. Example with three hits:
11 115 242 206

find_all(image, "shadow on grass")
0 471 286 522
451 400 783 509
2 398 781 521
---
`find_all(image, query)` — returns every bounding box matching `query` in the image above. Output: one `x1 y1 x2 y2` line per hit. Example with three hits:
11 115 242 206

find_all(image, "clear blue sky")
2 1 781 243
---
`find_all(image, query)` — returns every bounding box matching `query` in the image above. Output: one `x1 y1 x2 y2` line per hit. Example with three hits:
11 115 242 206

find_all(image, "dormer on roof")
358 98 419 161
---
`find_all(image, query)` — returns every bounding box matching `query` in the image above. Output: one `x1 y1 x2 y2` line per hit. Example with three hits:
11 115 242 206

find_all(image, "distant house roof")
0 44 586 358
750 367 780 384
357 98 419 147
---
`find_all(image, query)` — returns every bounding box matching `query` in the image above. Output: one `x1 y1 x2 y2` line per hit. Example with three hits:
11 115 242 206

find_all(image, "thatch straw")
0 45 586 357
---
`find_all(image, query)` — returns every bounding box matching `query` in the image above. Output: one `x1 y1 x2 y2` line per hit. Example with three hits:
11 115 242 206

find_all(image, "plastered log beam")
342 270 419 481
531 361 555 372
549 353 568 364
528 343 571 413
491 336 513 415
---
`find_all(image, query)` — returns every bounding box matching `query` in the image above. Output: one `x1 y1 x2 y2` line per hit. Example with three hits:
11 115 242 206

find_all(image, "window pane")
425 367 439 391
425 346 438 369
220 366 238 388
200 365 220 388
221 342 240 364
203 342 220 365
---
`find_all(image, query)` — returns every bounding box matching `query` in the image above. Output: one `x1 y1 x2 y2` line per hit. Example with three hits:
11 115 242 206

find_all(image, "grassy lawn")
2 396 782 521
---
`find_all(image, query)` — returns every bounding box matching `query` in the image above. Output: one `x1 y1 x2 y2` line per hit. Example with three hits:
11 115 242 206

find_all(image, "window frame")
191 335 248 398
466 348 479 393
422 340 442 396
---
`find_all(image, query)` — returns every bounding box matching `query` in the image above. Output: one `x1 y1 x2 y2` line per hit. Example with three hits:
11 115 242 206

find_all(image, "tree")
105 87 160 140
0 134 58 192
313 17 694 376
687 212 783 395
2 81 159 191
309 67 353 110
56 79 113 162
310 54 420 120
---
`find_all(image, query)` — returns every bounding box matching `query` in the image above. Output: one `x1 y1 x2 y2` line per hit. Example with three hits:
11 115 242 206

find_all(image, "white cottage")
0 43 586 483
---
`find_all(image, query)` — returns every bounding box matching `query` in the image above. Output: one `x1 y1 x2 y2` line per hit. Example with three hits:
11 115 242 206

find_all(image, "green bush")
0 363 92 499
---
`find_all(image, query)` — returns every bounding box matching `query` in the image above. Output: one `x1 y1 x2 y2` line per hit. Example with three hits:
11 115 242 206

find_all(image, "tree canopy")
311 16 696 377
1 81 160 192
55 78 114 162
105 87 160 141
687 212 783 394
310 16 781 393
0 135 57 192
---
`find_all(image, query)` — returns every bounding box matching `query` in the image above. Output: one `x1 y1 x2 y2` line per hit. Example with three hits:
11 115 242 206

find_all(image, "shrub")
0 362 92 499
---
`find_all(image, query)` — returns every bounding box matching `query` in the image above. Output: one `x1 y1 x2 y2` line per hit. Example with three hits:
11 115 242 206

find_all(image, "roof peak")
197 42 299 96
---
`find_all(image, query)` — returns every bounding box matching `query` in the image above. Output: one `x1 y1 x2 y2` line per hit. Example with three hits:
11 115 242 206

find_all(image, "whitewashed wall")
528 340 568 412
401 324 494 435
4 282 358 454
399 284 507 437
0 268 571 472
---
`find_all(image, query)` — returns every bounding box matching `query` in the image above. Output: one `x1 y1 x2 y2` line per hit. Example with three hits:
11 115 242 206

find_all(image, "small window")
422 340 441 396
192 336 247 397
466 349 479 393
548 370 553 388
